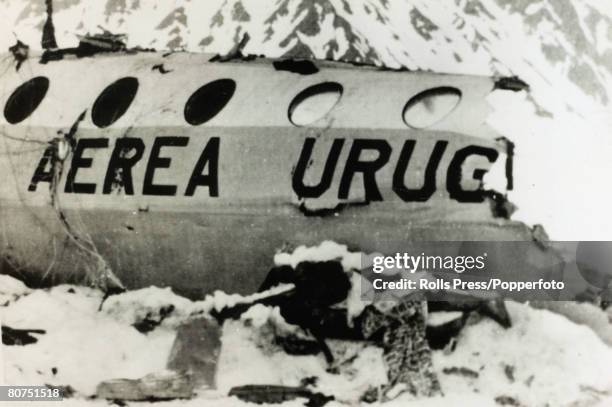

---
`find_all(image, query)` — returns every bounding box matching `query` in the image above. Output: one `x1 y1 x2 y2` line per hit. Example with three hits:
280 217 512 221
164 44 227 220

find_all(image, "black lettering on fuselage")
338 139 391 201
447 145 499 203
292 138 345 199
65 138 109 194
28 145 55 191
103 137 145 195
24 135 504 203
393 140 448 202
143 136 189 196
185 137 219 197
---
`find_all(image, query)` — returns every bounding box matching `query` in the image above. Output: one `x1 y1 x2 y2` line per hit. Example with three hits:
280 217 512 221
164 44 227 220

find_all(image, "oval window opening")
402 87 461 129
184 79 236 126
289 82 343 126
4 77 50 124
92 77 139 128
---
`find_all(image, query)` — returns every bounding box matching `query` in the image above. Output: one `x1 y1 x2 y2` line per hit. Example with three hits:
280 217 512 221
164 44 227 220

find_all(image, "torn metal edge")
494 76 529 92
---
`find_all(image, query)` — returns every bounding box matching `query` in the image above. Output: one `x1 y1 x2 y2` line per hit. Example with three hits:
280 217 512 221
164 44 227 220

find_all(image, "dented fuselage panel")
0 51 532 297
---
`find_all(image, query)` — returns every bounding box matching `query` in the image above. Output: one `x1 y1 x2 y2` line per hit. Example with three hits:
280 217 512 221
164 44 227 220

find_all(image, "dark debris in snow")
2 326 46 346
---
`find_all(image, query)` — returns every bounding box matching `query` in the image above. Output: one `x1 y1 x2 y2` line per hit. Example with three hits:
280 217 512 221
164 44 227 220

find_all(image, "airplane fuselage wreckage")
0 47 548 298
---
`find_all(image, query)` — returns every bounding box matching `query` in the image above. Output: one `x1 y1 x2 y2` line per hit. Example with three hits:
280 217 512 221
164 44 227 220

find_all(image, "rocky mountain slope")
4 0 611 111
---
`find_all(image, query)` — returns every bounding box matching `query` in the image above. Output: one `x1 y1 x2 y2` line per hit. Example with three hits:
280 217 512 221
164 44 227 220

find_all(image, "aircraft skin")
0 50 547 298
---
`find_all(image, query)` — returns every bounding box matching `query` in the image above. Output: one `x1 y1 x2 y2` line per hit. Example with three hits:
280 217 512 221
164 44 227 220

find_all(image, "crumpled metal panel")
0 51 536 297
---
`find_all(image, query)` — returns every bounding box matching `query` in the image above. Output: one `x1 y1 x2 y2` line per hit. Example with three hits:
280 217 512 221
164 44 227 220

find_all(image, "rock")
166 317 222 388
96 371 193 401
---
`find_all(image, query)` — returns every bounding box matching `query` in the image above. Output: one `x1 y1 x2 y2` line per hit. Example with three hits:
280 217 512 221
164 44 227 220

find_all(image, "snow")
485 88 612 240
101 286 194 328
217 318 388 403
530 301 612 346
0 274 32 306
427 311 463 326
2 284 176 395
432 302 612 406
2 274 612 406
100 284 296 331
274 241 363 271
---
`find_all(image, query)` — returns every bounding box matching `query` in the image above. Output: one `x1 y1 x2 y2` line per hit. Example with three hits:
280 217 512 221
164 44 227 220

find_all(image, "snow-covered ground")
2 271 612 407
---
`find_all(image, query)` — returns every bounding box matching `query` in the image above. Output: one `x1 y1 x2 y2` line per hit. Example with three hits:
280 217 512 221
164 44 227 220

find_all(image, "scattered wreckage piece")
229 385 334 407
131 304 175 333
1 326 46 346
166 317 222 388
8 40 29 71
211 261 352 364
442 366 480 379
206 261 512 401
426 312 469 350
40 31 130 63
95 371 194 401
495 395 523 406
429 298 512 329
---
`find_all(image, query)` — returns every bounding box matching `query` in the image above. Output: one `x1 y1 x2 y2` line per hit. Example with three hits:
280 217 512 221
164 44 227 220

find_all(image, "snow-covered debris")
346 271 372 322
2 285 175 395
216 319 388 403
204 284 294 313
99 283 295 333
101 286 194 329
432 302 612 406
428 311 464 327
0 274 32 306
239 303 299 335
2 279 612 405
274 242 373 323
274 240 363 271
96 370 194 401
